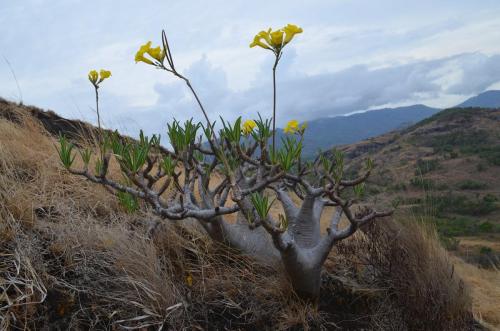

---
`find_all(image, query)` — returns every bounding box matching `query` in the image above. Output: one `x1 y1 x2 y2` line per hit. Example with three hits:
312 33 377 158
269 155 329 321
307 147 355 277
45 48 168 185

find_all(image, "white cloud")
95 52 500 138
1 0 500 137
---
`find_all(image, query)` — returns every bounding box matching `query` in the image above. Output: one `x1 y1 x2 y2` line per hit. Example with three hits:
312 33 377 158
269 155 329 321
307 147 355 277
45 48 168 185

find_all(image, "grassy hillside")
339 107 500 269
0 100 498 329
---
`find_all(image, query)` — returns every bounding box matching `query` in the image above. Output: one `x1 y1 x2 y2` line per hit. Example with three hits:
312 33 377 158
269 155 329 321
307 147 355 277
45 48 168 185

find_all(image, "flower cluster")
88 69 112 86
242 120 256 135
250 24 303 53
135 41 165 65
284 119 306 135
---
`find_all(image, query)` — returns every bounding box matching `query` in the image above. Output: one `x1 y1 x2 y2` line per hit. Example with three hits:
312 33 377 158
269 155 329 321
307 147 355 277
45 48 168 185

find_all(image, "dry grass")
352 219 473 330
0 104 495 329
453 257 500 329
0 110 287 329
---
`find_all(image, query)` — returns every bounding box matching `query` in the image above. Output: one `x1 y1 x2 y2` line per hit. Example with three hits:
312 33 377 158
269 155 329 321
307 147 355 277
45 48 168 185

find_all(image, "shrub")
478 221 495 233
423 129 500 166
427 216 500 237
480 246 493 255
483 193 498 203
476 162 487 172
428 130 490 154
410 177 435 189
478 146 500 166
424 194 498 216
414 158 440 175
458 180 488 190
433 216 481 237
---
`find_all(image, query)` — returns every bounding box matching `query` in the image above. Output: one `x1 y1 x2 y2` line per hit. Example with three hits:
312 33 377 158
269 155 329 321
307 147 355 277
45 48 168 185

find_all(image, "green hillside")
339 107 500 266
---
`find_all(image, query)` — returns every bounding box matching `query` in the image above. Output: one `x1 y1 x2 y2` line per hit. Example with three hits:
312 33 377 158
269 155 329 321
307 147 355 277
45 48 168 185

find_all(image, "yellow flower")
135 41 154 64
88 70 98 84
270 30 284 48
283 24 303 44
250 29 272 49
284 120 299 134
259 29 273 45
99 69 112 83
134 41 164 65
148 46 165 62
249 35 271 49
242 119 257 135
250 24 303 51
186 274 193 287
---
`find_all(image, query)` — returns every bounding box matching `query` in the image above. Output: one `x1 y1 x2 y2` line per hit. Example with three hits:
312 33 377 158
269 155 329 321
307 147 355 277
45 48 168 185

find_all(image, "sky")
1 0 500 136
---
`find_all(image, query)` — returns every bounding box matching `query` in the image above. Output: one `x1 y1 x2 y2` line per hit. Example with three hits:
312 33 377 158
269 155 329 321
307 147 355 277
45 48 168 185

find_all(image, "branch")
274 188 298 221
284 174 323 197
69 169 146 199
340 169 371 187
237 170 284 198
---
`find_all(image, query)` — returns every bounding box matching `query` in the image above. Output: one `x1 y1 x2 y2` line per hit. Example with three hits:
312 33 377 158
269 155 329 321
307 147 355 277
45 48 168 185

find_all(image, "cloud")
125 52 500 136
445 53 500 94
2 0 500 139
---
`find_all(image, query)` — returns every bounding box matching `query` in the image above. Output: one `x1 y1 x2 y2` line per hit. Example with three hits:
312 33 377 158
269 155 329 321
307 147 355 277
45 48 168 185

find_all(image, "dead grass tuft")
342 219 474 330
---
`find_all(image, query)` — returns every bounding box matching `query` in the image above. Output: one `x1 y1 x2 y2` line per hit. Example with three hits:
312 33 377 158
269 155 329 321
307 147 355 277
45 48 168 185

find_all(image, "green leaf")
353 183 365 198
117 190 139 213
252 113 272 144
57 135 76 169
250 192 275 219
79 148 92 166
220 117 242 145
162 155 176 176
167 119 201 152
365 158 374 171
332 149 344 181
95 158 104 176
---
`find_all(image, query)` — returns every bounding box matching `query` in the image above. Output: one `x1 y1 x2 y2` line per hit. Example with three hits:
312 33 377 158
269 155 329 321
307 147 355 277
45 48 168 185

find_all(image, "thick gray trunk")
200 214 280 265
198 183 345 300
280 246 322 299
196 175 281 265
290 195 323 248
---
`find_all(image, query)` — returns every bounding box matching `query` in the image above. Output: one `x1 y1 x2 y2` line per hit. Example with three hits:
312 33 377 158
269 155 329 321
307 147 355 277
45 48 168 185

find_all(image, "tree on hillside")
58 27 392 300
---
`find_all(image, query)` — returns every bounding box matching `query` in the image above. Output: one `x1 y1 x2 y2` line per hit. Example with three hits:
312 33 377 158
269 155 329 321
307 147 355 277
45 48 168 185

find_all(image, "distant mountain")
282 89 500 158
456 90 500 108
278 104 440 158
337 106 500 242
